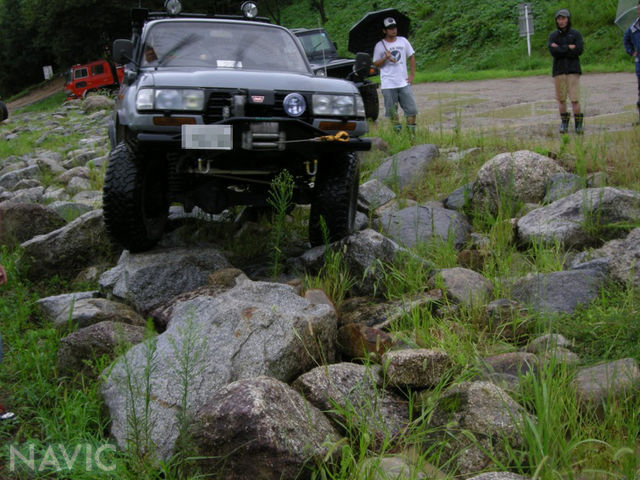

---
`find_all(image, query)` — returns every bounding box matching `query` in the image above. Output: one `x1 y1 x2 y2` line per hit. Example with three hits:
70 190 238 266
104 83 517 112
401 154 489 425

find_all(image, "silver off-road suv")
104 1 370 252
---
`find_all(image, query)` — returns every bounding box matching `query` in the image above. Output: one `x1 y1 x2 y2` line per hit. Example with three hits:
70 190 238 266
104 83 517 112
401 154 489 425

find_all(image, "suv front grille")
203 89 310 123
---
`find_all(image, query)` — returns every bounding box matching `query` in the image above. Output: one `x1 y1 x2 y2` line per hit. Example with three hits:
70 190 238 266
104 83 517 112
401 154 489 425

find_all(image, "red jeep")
64 59 124 100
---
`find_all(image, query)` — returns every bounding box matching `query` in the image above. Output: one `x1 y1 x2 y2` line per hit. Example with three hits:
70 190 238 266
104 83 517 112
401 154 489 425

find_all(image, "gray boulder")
526 334 572 354
50 297 147 332
102 276 337 460
189 376 341 480
42 187 71 204
66 177 93 195
0 203 66 246
437 267 493 306
444 182 474 211
569 227 640 288
36 291 98 320
369 144 439 191
35 153 65 174
293 363 408 446
47 201 92 222
510 269 607 314
378 205 471 249
57 166 89 184
358 178 397 214
478 352 539 391
82 95 115 113
543 172 583 204
99 247 230 314
472 150 565 215
359 455 445 480
20 209 109 281
428 381 532 476
468 474 530 480
6 186 44 204
573 358 640 411
71 190 102 207
340 228 410 296
0 164 41 190
57 321 148 378
382 349 453 389
517 187 640 248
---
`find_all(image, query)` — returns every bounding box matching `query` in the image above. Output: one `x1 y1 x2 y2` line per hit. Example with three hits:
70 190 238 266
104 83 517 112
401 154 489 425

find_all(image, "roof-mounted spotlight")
241 1 258 19
164 0 183 16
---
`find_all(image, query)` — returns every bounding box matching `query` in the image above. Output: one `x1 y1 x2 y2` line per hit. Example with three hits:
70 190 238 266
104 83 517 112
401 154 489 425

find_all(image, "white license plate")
182 125 232 150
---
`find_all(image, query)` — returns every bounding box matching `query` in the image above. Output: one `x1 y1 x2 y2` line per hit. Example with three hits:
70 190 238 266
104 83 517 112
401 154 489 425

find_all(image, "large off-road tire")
103 142 169 252
360 83 379 121
309 152 360 246
0 101 7 122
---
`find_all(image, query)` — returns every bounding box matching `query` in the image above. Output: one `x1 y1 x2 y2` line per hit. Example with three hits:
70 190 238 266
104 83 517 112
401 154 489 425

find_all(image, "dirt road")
408 72 638 137
3 72 638 137
5 77 65 112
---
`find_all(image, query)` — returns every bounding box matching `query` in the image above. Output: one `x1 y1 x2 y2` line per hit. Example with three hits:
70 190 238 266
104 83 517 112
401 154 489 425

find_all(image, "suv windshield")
296 31 337 60
142 21 309 73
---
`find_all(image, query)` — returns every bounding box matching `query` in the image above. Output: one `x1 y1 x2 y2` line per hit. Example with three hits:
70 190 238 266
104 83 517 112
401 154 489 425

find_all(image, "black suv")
104 1 370 252
292 27 379 121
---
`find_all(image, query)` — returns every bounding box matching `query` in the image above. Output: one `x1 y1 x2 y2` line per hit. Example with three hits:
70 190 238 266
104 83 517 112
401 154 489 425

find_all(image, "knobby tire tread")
309 152 360 247
103 142 166 252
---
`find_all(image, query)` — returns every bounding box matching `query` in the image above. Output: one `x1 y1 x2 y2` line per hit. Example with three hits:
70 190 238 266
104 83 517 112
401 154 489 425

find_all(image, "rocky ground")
1 93 640 479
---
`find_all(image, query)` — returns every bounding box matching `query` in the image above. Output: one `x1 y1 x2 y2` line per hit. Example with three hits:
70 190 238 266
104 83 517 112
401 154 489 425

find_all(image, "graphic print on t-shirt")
390 49 402 62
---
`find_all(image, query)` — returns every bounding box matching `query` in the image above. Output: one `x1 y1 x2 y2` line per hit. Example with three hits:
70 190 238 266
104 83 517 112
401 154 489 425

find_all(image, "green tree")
0 0 48 96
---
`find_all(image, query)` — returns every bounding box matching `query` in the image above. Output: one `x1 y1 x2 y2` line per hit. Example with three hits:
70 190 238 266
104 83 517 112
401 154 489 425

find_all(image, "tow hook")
304 159 318 176
197 158 210 174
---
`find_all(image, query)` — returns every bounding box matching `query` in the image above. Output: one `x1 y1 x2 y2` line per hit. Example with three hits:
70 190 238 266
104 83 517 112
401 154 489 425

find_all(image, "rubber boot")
574 113 584 135
406 116 416 136
559 113 570 134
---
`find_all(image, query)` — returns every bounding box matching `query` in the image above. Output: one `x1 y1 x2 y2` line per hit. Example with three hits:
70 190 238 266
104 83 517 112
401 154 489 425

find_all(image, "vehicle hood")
308 58 354 70
137 69 359 94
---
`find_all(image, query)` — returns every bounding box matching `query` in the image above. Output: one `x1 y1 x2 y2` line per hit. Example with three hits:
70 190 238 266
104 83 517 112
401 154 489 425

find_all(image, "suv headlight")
355 94 365 117
313 94 358 116
136 88 204 111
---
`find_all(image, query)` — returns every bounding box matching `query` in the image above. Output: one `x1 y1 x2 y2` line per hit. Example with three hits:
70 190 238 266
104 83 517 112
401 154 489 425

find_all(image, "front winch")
241 122 285 150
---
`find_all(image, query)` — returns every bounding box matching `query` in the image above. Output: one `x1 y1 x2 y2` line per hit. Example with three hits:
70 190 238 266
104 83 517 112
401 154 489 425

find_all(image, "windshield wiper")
158 33 201 66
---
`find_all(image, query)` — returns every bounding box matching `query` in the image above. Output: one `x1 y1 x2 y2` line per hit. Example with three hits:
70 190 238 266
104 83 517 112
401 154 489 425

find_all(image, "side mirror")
350 52 373 81
354 52 371 73
113 39 134 65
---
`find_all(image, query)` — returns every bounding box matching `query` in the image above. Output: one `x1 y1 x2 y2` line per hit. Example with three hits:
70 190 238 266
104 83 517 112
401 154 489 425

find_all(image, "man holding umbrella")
373 16 418 134
623 0 640 124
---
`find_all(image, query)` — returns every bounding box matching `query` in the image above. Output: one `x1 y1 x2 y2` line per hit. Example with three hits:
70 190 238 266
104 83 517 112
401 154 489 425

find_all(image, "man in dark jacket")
548 9 584 134
624 0 640 124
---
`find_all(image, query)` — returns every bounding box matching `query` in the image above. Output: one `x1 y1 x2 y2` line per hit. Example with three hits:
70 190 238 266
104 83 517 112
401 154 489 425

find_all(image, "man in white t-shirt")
373 16 418 133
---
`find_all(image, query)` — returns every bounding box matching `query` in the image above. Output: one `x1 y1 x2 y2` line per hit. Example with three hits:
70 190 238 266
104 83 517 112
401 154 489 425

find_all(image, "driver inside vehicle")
144 45 158 64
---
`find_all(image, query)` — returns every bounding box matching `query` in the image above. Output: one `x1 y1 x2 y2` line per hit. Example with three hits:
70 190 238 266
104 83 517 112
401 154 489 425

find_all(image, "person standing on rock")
548 8 584 134
373 16 418 134
624 0 640 125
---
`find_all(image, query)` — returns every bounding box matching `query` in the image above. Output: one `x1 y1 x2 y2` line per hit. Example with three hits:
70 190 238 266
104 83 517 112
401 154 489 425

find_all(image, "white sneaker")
0 411 15 420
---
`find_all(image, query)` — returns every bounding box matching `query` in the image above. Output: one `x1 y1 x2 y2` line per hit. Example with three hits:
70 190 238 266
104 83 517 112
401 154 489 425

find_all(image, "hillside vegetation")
280 0 630 75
